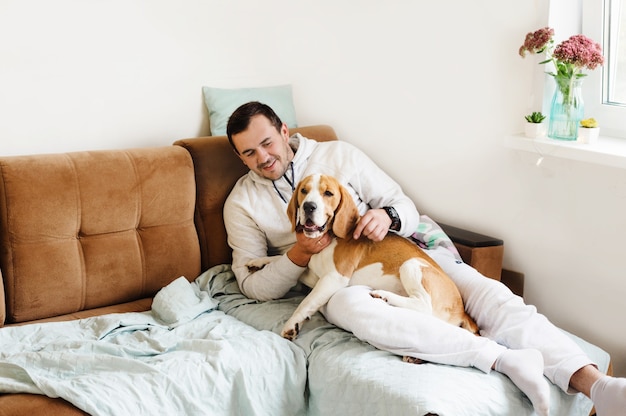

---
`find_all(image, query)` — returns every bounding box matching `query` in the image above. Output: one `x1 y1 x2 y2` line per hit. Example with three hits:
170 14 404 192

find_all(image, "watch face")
384 206 400 231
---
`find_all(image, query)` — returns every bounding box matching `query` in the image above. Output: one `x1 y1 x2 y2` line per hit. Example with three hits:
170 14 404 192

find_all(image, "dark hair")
226 101 283 152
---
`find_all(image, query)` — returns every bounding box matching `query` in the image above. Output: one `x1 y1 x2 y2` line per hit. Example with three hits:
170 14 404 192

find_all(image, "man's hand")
287 231 332 267
353 208 392 242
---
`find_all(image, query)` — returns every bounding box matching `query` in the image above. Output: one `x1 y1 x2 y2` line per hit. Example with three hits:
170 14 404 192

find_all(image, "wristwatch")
382 206 401 231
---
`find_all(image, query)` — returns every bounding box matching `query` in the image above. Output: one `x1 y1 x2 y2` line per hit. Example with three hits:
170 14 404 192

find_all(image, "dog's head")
287 174 360 239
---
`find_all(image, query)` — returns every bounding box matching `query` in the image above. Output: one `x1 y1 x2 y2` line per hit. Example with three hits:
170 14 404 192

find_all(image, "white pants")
321 246 594 393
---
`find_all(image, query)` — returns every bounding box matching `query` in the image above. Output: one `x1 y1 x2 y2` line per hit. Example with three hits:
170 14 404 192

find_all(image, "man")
223 101 625 416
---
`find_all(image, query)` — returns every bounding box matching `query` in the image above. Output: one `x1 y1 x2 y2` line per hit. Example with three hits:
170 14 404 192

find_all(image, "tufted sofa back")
0 147 200 325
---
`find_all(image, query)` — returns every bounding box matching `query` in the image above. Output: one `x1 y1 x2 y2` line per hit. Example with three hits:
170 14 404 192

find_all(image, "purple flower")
519 27 604 78
519 27 555 57
552 34 605 70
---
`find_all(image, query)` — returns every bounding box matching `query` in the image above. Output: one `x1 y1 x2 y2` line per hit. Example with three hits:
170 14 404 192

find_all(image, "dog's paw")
370 290 389 302
281 322 300 341
245 257 273 272
402 356 425 365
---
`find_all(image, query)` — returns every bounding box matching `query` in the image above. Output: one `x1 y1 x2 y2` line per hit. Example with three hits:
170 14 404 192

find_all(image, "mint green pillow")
202 85 298 136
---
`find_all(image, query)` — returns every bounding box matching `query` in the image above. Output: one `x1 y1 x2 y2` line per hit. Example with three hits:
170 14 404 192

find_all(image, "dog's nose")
303 201 317 214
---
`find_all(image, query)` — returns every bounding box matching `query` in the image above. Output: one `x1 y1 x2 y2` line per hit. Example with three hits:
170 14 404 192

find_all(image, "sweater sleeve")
224 193 305 301
236 254 305 301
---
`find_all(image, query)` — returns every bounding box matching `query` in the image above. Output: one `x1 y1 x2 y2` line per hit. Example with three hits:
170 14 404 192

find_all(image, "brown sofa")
0 125 560 415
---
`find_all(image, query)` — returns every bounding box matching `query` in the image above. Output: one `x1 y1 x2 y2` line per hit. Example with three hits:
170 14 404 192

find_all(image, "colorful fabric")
411 215 463 262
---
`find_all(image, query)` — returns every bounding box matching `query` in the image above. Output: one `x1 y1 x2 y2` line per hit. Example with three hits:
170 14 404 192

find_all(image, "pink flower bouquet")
519 27 604 79
519 27 604 140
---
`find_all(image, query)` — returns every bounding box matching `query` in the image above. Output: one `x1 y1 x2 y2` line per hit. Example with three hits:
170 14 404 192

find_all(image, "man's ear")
229 135 245 161
280 122 290 140
232 148 246 164
331 183 360 239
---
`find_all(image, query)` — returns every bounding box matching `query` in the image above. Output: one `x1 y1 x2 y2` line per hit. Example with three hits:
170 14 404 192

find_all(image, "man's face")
231 115 294 181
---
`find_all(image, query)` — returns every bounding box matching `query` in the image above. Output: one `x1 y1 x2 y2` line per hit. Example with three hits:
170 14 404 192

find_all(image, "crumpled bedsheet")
204 265 611 416
0 271 307 416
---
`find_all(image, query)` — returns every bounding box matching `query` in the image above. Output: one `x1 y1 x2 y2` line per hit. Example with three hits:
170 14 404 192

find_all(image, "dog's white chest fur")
307 239 338 279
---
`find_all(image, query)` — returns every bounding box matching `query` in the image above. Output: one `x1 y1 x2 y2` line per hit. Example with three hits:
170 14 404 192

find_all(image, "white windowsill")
504 134 626 169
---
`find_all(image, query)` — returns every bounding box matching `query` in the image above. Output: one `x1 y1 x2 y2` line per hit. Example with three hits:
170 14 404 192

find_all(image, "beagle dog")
248 173 479 341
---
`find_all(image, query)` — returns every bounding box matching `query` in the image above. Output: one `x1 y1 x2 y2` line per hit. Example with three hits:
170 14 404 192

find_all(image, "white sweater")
223 134 420 301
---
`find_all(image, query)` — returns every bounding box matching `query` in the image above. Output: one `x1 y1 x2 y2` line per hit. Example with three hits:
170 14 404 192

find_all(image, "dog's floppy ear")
331 181 360 239
286 183 300 232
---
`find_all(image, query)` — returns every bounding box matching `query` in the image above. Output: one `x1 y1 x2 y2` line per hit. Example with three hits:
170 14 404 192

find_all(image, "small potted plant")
578 118 600 144
524 111 547 138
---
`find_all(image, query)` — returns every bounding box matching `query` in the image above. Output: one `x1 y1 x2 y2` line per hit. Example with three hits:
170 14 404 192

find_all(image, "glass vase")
548 76 584 141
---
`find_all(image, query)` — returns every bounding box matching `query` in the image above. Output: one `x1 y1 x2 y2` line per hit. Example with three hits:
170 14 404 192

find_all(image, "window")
583 0 626 138
603 1 626 104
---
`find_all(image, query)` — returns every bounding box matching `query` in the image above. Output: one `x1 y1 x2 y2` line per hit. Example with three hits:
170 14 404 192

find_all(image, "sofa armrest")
438 223 504 281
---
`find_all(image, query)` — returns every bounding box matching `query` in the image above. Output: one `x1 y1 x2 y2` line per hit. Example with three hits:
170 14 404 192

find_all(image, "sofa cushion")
0 147 201 325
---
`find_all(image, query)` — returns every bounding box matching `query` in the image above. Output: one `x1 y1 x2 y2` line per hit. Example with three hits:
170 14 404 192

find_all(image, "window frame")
582 0 626 138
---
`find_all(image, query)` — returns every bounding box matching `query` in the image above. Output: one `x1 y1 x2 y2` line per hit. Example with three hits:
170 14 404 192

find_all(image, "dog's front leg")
281 271 348 340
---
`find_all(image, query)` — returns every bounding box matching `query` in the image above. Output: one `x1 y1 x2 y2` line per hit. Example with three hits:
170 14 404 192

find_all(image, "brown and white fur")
247 173 479 341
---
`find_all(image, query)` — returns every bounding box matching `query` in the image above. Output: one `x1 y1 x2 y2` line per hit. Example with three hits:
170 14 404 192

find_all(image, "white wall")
2 0 625 377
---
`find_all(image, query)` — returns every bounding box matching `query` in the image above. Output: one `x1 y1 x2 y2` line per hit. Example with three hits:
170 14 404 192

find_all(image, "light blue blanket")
0 270 307 416
1 265 612 416
205 266 611 416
